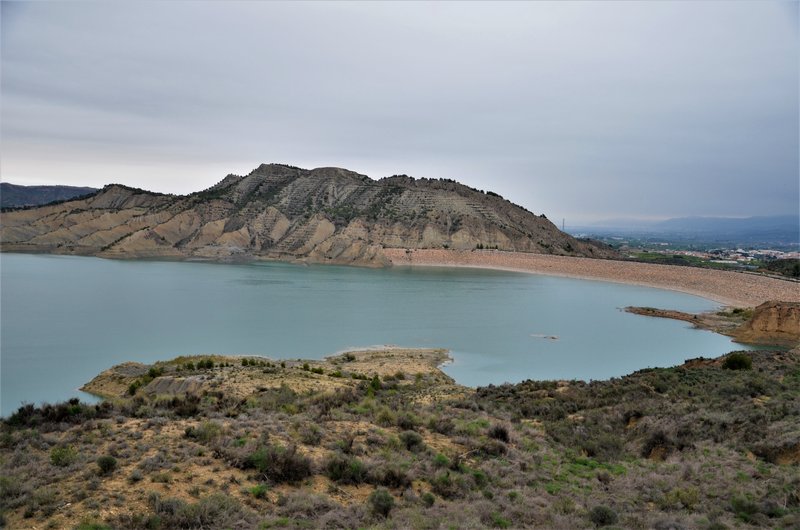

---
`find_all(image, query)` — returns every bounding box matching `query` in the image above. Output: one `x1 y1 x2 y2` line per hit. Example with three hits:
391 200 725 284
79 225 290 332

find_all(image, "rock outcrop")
0 164 614 265
732 301 800 347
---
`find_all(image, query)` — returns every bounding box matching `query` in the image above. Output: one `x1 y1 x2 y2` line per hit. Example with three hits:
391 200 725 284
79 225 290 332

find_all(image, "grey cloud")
1 1 796 222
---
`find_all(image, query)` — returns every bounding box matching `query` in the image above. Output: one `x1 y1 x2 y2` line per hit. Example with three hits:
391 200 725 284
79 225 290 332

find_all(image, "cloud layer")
2 1 797 222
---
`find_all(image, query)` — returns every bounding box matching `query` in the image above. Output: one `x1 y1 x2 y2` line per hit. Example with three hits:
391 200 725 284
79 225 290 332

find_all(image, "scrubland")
1 348 798 529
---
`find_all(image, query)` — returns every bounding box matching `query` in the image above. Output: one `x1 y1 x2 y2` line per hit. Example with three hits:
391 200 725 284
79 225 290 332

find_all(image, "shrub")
368 488 394 518
396 413 417 430
433 453 450 468
399 430 424 451
184 421 221 443
370 375 381 392
589 505 618 527
488 424 510 443
368 462 411 488
244 444 312 484
298 423 323 446
148 492 255 528
730 496 760 522
324 453 368 485
250 484 269 499
429 416 455 435
422 492 435 507
50 445 77 467
722 353 752 371
491 513 511 528
471 469 489 489
96 455 117 475
430 471 466 499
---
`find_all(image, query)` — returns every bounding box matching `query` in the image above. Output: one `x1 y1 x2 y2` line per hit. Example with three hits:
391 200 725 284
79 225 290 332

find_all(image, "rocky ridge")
0 164 613 265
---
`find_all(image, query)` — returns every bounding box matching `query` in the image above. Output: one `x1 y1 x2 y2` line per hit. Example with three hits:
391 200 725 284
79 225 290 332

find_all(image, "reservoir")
0 253 748 417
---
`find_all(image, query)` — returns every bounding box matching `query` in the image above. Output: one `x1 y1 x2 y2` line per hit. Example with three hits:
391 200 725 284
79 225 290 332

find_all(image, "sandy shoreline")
383 248 800 307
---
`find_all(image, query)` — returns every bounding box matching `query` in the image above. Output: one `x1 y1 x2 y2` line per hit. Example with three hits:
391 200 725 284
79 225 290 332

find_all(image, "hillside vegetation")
0 164 613 265
1 347 798 529
0 183 98 209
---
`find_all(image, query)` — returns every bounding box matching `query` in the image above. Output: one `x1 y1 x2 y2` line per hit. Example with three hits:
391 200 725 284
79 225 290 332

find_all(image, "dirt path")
383 249 800 307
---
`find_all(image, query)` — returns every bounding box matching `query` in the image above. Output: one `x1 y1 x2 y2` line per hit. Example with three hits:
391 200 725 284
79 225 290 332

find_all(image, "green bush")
249 484 269 499
370 375 381 391
422 492 435 507
324 453 367 484
368 488 394 518
589 505 618 527
399 430 424 451
96 455 117 475
244 444 312 484
368 462 411 489
433 453 450 468
128 380 143 395
50 445 77 467
491 513 511 528
184 421 221 443
722 353 752 370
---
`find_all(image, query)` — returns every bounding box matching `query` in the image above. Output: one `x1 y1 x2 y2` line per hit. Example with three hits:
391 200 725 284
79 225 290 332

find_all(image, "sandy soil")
383 248 800 307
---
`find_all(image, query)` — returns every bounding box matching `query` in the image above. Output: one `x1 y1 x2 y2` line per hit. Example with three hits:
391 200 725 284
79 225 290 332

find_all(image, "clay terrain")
0 164 613 265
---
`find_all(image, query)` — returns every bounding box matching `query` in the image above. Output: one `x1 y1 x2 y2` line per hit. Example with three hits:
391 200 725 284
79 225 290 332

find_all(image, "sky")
1 1 797 224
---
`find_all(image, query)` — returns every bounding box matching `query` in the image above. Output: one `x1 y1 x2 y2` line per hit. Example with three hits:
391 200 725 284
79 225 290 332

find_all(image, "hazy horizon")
2 2 797 224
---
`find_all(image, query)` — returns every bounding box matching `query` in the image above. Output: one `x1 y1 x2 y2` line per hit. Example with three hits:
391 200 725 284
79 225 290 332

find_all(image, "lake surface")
1 253 749 417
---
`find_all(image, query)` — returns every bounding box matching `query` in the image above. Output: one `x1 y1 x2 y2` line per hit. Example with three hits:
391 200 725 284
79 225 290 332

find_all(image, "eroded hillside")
0 164 613 265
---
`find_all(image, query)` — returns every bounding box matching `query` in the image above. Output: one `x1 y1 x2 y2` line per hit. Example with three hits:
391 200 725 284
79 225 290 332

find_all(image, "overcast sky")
1 1 797 224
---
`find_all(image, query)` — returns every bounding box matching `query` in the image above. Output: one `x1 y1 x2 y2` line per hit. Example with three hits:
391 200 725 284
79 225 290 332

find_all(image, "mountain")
652 215 799 239
570 215 799 248
0 164 612 265
0 183 98 209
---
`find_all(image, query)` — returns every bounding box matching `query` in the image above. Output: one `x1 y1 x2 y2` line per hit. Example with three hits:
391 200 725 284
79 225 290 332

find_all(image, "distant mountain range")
0 164 612 265
570 215 799 247
0 183 98 209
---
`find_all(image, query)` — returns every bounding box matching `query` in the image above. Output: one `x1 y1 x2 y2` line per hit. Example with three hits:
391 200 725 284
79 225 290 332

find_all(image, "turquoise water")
1 254 746 416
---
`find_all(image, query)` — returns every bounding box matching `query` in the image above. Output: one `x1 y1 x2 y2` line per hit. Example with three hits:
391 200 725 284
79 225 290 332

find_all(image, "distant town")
569 216 799 278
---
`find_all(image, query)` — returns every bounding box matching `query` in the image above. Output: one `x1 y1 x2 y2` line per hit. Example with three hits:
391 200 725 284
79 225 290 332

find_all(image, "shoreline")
383 248 799 307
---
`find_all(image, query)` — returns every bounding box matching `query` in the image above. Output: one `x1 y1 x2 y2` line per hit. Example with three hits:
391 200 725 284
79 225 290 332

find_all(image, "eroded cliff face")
1 164 614 265
733 301 800 347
